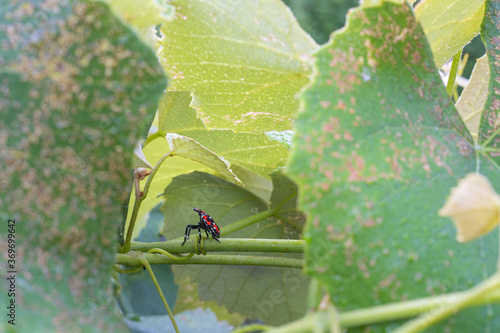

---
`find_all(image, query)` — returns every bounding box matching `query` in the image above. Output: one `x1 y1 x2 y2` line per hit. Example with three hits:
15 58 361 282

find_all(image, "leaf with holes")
288 2 499 331
159 0 319 132
0 1 167 332
161 171 307 326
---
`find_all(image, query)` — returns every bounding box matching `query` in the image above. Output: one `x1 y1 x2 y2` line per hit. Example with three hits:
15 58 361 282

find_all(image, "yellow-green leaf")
455 55 489 142
166 133 243 186
415 0 485 68
159 0 319 132
158 91 290 177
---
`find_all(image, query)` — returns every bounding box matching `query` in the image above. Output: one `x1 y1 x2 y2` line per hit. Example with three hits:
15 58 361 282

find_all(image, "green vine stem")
340 287 500 327
193 234 207 255
264 282 500 332
452 53 468 101
393 272 500 333
446 48 462 98
221 209 276 235
130 238 304 253
328 306 342 333
266 309 330 333
138 254 180 333
122 150 172 253
112 265 143 274
306 278 322 311
117 251 303 268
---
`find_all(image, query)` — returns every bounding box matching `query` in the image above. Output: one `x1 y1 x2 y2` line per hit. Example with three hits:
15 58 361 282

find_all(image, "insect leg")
182 225 198 246
198 224 202 244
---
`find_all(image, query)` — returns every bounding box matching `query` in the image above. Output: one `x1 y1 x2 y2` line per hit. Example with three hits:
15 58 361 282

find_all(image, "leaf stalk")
122 150 172 252
138 254 180 333
446 48 462 98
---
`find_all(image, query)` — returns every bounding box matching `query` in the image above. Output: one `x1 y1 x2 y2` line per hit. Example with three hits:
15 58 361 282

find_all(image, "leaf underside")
288 2 500 331
161 172 308 326
415 0 485 68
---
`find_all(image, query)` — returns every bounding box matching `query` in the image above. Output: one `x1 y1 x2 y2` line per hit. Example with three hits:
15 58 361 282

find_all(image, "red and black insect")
182 208 221 246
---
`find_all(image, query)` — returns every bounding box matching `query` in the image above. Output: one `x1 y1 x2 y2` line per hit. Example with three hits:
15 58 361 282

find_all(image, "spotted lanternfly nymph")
182 208 221 246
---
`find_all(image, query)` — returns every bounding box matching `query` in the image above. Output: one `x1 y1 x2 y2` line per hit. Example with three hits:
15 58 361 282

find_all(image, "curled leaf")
439 173 500 242
133 142 154 169
455 55 490 143
166 133 243 186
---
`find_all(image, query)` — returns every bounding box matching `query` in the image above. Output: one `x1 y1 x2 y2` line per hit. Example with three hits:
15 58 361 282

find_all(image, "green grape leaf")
415 0 485 68
125 89 290 239
456 55 489 142
159 0 319 132
161 172 308 326
157 91 205 133
231 164 274 203
158 91 290 177
166 133 243 186
479 0 500 152
173 277 245 327
288 2 499 331
0 1 167 332
270 171 305 230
